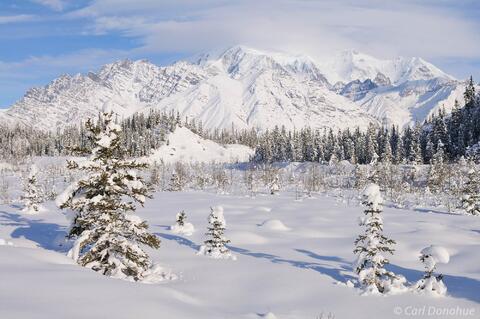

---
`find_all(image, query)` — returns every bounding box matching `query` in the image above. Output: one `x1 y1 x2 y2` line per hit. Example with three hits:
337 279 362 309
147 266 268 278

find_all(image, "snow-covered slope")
358 78 466 127
146 127 253 164
0 45 468 130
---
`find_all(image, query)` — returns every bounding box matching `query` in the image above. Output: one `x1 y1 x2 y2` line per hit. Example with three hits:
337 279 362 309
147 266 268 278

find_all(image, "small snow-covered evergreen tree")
176 211 186 227
460 162 480 216
198 206 235 260
170 210 195 236
354 183 405 294
57 112 160 281
414 245 449 296
21 164 43 214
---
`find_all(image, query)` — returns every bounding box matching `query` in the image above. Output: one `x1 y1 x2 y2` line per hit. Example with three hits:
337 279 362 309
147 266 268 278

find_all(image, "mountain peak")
0 45 464 132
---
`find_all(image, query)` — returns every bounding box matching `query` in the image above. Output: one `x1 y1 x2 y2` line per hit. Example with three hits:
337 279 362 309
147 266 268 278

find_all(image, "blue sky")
1 0 479 108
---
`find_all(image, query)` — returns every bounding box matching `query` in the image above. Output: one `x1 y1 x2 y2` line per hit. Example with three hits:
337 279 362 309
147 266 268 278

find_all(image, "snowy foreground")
1 190 479 319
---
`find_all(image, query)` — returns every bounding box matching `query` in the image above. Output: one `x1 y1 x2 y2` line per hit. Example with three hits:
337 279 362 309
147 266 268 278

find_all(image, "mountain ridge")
0 45 468 131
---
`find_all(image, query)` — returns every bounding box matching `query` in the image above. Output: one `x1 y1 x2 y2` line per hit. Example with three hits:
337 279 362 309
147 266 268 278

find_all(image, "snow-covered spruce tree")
168 171 183 191
414 245 449 296
58 112 161 281
168 162 188 192
21 164 44 214
198 206 236 260
354 184 405 294
460 162 480 216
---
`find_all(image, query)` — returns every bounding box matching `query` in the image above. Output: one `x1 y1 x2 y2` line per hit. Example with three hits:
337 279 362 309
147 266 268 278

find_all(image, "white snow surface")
145 126 253 164
1 185 479 318
258 219 291 231
1 45 472 131
170 223 195 237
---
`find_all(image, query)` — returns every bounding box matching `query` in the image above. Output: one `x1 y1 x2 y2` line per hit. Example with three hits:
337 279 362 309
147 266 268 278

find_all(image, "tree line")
0 77 478 164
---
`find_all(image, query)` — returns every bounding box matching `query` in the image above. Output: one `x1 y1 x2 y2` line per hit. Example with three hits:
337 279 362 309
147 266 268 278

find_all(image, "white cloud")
31 0 65 12
70 0 480 61
0 15 35 24
0 49 129 81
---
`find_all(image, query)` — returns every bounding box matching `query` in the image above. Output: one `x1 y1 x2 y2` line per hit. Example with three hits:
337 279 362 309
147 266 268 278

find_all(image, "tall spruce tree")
58 112 160 281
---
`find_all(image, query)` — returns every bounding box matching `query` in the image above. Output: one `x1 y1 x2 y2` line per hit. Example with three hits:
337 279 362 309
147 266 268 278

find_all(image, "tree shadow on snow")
228 246 355 283
0 211 69 253
413 207 458 216
156 232 201 250
387 263 480 303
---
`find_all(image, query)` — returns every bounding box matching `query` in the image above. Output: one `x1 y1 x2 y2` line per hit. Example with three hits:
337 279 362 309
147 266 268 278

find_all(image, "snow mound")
170 223 195 236
0 238 13 246
258 219 290 231
146 127 253 164
421 245 450 264
141 264 178 284
197 245 237 260
228 231 268 245
258 312 278 319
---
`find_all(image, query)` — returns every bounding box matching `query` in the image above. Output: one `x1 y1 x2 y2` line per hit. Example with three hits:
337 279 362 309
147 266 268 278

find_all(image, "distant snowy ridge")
0 45 470 131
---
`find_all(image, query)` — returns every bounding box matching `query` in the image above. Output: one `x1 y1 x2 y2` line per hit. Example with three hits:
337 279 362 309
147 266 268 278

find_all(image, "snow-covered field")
1 188 479 319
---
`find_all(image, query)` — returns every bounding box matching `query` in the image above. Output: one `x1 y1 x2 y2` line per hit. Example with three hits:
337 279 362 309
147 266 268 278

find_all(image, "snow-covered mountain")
0 46 469 131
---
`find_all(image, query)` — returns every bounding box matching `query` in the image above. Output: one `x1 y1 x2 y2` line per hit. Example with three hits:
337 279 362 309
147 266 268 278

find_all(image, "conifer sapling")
414 245 449 296
198 206 236 260
170 210 195 236
354 183 405 294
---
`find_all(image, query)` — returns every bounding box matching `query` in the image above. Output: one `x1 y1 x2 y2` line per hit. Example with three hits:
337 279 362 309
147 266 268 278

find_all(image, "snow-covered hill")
0 46 470 131
145 127 253 164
